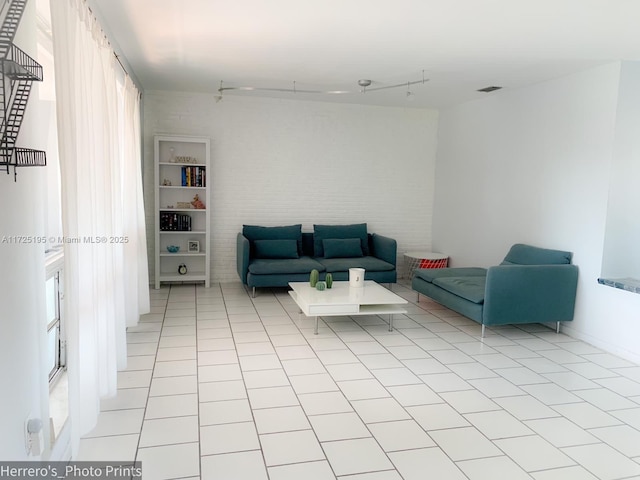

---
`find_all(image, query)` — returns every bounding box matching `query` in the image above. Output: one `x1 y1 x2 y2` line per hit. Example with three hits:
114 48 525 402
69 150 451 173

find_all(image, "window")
38 0 68 443
46 268 65 381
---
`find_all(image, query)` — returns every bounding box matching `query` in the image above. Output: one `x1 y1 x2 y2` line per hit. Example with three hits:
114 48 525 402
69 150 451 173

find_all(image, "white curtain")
50 0 150 455
119 74 151 329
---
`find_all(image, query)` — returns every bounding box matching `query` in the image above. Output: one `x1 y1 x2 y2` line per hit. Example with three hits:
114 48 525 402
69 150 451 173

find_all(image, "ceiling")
88 0 640 109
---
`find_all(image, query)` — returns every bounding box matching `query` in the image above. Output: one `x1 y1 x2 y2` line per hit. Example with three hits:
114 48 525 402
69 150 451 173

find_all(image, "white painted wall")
601 62 640 279
0 1 51 459
433 62 640 362
143 92 439 282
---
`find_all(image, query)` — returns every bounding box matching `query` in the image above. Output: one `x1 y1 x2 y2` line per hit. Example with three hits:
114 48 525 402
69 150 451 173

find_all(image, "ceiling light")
216 72 429 99
358 79 372 92
406 81 415 100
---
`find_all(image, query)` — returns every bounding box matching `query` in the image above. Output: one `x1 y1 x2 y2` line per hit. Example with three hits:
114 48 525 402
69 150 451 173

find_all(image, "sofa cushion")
414 267 487 284
248 257 325 275
243 224 303 255
432 276 486 304
501 243 572 265
319 256 394 273
314 223 369 257
323 238 364 259
254 239 299 259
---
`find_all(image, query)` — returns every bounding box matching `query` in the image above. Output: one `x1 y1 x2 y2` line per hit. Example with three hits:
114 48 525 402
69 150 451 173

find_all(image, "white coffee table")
288 281 408 334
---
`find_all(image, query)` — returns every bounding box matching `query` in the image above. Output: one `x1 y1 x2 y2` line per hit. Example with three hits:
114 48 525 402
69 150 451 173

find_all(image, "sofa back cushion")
254 239 299 259
323 238 364 259
321 256 394 273
502 244 572 265
243 224 303 256
313 223 369 257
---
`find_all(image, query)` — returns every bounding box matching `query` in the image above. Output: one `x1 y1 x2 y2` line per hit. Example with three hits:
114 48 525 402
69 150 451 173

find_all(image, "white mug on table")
349 268 365 288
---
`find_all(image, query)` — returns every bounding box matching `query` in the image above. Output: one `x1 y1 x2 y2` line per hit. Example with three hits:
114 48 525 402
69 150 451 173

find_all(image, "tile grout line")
257 289 340 479
279 284 565 477
331 300 468 477
302 286 620 477
203 284 271 477
271 288 437 478
194 282 204 480
133 286 170 465
127 284 638 476
437 316 637 475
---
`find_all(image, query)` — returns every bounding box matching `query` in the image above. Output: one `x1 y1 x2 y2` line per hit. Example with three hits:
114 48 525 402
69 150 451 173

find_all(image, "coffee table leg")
315 316 319 335
388 314 393 332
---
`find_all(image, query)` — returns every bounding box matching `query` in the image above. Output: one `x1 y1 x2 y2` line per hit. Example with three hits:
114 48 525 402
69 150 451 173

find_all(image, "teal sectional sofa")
412 244 579 336
237 223 397 296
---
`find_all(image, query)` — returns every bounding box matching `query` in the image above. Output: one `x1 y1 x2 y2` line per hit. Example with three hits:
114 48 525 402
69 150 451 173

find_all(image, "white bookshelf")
154 135 211 288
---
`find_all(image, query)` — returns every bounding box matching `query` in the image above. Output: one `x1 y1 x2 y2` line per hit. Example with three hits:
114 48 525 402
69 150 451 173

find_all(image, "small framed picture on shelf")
188 240 200 253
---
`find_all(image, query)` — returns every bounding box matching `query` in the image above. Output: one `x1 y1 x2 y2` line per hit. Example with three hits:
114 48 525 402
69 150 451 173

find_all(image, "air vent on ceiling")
477 86 502 93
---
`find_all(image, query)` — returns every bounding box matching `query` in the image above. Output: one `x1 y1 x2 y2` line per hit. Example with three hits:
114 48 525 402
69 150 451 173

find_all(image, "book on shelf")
181 166 206 187
159 212 192 231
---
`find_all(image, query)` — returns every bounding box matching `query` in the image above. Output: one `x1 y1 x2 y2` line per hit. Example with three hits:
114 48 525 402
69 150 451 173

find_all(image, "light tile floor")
78 282 640 480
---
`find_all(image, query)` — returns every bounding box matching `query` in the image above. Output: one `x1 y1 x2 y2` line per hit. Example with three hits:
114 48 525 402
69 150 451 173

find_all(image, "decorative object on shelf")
168 147 175 162
178 264 188 275
0 0 47 181
325 273 333 289
191 194 205 209
316 281 326 291
162 179 172 186
309 269 319 287
188 240 200 253
175 155 197 164
176 201 191 209
166 245 180 253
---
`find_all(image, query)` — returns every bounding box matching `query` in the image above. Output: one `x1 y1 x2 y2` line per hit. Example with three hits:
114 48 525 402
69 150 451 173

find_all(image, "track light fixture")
216 71 429 100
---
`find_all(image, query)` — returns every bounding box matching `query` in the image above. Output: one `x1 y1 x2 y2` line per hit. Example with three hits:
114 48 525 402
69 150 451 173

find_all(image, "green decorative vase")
309 269 319 287
316 281 326 291
325 273 333 289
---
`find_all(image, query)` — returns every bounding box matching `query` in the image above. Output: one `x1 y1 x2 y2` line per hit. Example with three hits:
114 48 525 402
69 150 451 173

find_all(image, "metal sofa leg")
556 321 560 334
252 287 256 298
481 324 485 338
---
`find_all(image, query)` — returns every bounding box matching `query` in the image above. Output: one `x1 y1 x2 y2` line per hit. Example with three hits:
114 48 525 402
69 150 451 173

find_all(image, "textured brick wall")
143 92 439 283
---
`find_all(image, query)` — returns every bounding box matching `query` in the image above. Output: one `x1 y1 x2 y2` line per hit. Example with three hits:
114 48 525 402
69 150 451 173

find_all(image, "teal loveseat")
412 244 579 336
237 223 397 296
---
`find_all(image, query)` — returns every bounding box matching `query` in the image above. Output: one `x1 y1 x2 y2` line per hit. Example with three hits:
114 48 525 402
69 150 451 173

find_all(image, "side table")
404 251 449 281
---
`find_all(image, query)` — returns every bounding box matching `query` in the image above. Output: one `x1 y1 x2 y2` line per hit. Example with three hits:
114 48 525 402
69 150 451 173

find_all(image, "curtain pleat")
50 0 150 455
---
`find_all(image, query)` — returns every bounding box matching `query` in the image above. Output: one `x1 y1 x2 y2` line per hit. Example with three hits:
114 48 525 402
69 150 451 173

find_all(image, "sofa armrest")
237 233 251 284
483 264 579 325
370 234 397 266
